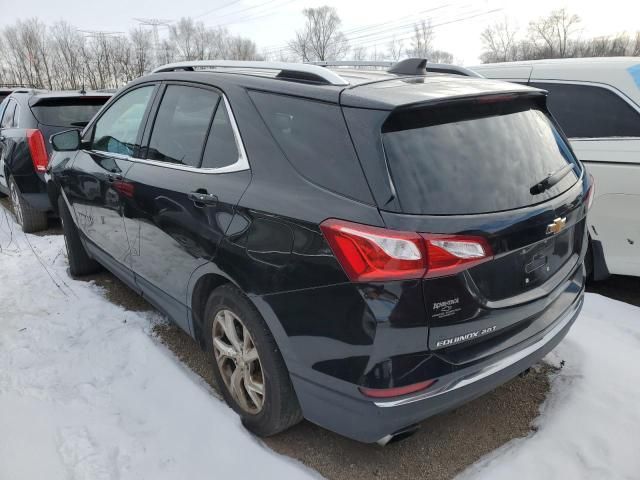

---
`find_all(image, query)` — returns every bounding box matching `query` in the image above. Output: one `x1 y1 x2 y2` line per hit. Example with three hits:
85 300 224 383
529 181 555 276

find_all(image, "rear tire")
9 176 47 233
203 284 303 437
58 195 101 276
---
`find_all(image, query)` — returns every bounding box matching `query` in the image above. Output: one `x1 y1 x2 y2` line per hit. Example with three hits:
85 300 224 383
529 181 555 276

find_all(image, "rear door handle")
189 191 218 206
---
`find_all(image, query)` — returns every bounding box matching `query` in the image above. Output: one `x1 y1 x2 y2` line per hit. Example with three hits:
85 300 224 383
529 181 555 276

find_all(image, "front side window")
532 82 640 138
147 85 220 167
92 85 154 156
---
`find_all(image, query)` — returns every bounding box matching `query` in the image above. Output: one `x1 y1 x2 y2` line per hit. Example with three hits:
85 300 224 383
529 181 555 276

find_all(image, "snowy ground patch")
0 207 316 479
2 200 640 480
460 293 640 480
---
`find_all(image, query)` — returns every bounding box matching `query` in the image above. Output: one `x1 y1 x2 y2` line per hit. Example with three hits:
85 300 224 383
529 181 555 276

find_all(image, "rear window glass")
31 98 108 127
249 91 372 204
382 98 580 215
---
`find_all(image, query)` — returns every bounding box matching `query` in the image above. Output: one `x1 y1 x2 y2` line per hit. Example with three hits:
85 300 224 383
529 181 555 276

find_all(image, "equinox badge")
547 217 567 235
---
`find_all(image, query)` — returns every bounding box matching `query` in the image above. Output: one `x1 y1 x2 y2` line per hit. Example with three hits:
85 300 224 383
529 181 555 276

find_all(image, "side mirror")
51 129 81 152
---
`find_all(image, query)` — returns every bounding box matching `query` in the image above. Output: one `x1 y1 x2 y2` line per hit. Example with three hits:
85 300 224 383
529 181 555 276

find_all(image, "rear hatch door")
347 90 589 362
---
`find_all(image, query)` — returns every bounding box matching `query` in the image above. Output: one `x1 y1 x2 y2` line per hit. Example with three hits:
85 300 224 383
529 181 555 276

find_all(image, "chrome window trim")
89 93 249 174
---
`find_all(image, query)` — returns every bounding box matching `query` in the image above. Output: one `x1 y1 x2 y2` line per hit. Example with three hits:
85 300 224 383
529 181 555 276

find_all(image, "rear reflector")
359 379 436 399
320 219 493 282
26 129 49 173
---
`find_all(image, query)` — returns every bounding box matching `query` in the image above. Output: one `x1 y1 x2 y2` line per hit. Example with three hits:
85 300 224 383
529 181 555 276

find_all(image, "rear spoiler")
28 95 111 107
391 89 548 113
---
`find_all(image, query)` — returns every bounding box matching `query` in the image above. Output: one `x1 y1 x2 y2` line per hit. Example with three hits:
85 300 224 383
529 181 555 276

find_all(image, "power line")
260 1 475 53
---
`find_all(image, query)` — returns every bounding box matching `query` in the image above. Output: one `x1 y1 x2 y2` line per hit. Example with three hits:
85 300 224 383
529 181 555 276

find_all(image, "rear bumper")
291 291 583 443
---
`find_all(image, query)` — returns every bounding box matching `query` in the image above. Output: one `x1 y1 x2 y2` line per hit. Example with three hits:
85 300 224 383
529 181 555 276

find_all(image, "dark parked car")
47 59 592 444
0 89 110 231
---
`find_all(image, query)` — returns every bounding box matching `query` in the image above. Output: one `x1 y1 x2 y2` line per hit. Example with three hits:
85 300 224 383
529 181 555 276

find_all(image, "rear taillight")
26 129 49 173
422 234 493 278
320 219 492 282
585 173 595 210
320 219 426 282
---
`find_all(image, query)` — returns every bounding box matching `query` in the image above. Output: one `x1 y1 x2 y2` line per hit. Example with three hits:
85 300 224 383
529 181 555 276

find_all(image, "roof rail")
311 58 481 78
308 61 393 68
152 60 349 86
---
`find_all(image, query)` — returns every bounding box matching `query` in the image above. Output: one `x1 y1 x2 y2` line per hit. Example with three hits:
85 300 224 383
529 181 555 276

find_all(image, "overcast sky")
2 0 639 64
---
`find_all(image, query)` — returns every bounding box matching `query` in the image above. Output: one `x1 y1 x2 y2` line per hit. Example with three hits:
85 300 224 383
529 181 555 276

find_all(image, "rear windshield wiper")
530 164 576 195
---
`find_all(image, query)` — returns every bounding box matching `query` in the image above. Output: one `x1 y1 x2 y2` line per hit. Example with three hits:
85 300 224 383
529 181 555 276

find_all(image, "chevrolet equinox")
46 59 591 444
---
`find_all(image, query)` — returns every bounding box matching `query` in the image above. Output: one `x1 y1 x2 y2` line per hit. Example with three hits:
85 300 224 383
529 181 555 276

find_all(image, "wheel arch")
187 265 297 366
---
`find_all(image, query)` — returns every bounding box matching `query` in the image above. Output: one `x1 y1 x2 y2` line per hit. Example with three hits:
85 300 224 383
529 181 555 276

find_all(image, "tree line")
0 17 260 90
480 8 640 63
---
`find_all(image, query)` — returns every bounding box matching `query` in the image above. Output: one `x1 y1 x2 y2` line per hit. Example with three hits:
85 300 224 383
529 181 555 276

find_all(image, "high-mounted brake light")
26 129 49 173
320 219 493 282
585 173 595 210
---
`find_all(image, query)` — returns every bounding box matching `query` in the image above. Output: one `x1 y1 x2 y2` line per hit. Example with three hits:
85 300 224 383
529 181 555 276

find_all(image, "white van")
472 57 640 280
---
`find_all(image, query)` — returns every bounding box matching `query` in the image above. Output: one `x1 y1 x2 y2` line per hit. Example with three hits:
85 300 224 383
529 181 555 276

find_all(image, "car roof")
145 65 541 111
471 57 640 103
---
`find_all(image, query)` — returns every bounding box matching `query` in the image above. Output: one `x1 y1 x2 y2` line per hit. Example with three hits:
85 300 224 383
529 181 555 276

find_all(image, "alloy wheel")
212 309 265 414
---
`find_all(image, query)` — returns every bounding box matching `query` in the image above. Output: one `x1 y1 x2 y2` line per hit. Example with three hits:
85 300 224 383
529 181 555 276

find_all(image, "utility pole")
133 18 172 67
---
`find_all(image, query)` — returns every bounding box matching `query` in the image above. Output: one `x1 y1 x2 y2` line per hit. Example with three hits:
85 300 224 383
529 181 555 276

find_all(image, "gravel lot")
7 199 635 480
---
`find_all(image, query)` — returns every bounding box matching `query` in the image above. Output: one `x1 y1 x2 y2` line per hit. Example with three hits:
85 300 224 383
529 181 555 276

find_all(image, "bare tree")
387 37 404 62
480 18 519 63
226 36 260 60
409 20 434 59
528 8 581 58
129 27 153 77
288 6 348 61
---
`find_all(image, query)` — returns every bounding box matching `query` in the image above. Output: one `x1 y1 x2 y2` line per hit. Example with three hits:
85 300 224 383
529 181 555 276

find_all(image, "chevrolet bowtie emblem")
547 217 567 235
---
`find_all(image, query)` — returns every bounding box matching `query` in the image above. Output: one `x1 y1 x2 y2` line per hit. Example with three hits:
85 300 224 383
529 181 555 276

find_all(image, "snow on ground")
460 293 640 480
0 206 317 479
2 200 640 480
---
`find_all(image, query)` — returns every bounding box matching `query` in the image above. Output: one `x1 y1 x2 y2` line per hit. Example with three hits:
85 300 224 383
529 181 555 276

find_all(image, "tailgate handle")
189 190 217 207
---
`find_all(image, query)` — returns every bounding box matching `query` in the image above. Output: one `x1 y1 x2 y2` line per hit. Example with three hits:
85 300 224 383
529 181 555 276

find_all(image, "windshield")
382 98 580 215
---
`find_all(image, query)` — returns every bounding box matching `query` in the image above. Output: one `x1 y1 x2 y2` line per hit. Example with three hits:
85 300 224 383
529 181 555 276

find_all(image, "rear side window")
92 85 154 156
532 82 640 138
201 101 240 169
31 98 107 127
147 85 220 167
249 91 372 203
382 98 580 215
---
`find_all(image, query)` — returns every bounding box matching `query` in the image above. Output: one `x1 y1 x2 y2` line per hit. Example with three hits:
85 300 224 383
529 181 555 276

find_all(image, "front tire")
204 284 302 437
9 176 47 233
58 195 101 276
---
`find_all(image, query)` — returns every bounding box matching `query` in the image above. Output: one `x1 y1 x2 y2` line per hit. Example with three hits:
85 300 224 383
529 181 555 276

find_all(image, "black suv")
0 89 110 231
47 59 591 444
